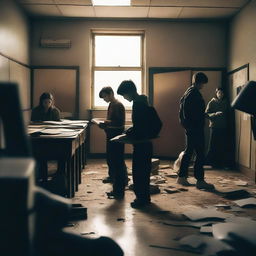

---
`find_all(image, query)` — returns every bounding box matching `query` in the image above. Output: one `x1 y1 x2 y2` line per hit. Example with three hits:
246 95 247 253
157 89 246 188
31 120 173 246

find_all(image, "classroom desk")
29 121 88 198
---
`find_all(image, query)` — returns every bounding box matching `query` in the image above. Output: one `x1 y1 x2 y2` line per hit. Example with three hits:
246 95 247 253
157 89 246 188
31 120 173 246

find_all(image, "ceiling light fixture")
92 0 131 6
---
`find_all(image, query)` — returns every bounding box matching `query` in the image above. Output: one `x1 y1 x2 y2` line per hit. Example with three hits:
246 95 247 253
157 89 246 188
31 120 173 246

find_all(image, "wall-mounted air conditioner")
40 39 71 48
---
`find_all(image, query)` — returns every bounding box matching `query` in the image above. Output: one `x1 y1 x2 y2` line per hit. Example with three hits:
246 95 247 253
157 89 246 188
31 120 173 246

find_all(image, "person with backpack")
178 72 215 190
117 80 161 208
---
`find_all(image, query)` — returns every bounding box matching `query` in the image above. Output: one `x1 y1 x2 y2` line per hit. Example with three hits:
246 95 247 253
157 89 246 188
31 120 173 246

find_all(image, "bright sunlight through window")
92 33 144 108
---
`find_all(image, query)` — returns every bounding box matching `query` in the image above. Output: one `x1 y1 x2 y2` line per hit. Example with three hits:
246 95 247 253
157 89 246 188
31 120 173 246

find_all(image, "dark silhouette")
177 72 214 190
117 80 152 208
205 88 229 168
98 86 128 199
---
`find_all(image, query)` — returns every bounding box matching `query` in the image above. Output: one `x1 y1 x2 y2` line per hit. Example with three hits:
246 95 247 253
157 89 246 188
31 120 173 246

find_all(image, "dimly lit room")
0 0 256 255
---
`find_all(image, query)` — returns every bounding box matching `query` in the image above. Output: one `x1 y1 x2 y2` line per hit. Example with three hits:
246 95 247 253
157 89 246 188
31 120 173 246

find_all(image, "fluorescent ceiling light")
92 0 131 6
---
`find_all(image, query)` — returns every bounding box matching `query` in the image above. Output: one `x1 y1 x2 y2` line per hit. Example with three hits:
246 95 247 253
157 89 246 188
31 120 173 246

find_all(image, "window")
92 32 144 108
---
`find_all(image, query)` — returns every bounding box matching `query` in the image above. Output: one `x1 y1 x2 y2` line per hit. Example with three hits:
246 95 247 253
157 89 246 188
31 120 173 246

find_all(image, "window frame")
91 30 145 109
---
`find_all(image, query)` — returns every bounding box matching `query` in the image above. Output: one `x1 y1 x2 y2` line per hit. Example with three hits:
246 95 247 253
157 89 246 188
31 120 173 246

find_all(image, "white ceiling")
16 0 251 19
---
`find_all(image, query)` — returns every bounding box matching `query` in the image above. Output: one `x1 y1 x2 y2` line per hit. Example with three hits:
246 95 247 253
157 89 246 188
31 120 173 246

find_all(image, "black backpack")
146 106 163 139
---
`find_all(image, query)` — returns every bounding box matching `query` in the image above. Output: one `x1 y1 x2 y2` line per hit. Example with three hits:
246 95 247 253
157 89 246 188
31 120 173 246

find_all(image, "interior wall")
31 19 227 118
228 0 256 175
0 0 31 148
30 19 227 154
0 0 30 65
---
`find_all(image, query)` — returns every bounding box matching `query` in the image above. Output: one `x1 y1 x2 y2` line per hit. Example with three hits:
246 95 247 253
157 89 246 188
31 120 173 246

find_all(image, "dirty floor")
64 158 256 256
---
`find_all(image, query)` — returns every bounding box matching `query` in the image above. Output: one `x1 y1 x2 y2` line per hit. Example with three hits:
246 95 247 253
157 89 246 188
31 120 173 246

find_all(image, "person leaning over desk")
31 92 61 121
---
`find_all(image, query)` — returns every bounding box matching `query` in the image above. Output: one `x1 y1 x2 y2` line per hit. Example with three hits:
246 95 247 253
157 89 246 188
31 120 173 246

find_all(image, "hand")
216 111 223 116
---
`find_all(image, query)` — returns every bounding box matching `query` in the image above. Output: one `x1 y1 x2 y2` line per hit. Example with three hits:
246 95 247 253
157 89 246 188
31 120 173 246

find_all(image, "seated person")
30 92 61 185
31 92 60 121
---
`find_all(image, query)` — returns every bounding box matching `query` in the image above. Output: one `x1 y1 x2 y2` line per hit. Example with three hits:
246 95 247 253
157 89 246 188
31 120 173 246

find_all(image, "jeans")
178 129 205 180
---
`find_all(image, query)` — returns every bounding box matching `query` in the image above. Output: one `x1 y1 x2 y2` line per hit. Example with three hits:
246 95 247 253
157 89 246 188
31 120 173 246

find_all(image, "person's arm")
205 100 222 120
52 108 61 121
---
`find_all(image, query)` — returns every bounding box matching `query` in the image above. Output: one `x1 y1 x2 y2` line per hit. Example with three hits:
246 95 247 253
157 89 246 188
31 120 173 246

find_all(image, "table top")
28 120 88 139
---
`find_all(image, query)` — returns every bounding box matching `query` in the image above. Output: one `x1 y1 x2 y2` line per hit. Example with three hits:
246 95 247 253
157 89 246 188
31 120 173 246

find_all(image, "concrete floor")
65 158 256 256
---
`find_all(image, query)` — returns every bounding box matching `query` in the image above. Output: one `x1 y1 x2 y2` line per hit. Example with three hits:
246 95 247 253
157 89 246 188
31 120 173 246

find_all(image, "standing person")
205 88 229 168
31 92 61 121
98 86 128 199
177 72 214 190
117 80 152 208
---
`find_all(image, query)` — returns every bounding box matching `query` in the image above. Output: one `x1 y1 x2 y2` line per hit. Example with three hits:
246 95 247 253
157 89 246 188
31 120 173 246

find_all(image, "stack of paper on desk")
30 120 88 128
29 128 79 137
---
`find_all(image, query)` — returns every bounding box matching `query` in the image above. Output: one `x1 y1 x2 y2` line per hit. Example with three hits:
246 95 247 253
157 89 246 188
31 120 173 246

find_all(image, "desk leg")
75 148 79 191
78 144 82 184
57 161 68 197
82 142 85 169
67 158 74 198
41 160 48 182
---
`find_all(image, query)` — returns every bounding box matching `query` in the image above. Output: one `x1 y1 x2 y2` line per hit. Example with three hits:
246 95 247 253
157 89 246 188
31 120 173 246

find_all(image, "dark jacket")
180 86 205 131
126 95 149 139
31 106 61 121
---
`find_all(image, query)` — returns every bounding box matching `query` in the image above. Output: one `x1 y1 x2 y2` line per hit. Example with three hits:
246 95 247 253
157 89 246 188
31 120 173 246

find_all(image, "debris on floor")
234 180 248 186
220 189 251 200
159 164 171 169
183 208 233 221
164 188 180 194
68 158 256 256
233 197 256 207
179 234 235 255
80 231 96 236
200 225 213 234
151 158 160 175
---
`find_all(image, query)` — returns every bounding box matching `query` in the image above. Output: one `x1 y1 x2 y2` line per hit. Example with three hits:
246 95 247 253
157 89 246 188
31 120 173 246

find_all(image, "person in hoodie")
205 87 229 168
117 80 152 208
177 72 214 190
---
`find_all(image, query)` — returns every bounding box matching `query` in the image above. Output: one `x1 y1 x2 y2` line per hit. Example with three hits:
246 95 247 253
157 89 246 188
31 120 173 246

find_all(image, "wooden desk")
29 121 88 198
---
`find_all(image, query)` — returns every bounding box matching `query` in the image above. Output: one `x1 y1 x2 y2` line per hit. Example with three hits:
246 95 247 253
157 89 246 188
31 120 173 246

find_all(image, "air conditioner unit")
40 39 71 48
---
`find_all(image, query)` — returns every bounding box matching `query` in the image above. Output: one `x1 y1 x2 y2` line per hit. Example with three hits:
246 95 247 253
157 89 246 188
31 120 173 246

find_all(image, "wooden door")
153 70 191 157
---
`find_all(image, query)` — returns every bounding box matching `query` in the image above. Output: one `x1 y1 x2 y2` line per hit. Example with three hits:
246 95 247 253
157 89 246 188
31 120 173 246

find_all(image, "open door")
153 70 191 158
152 69 224 158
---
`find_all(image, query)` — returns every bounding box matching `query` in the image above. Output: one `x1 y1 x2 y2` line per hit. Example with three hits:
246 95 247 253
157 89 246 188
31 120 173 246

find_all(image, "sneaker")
102 176 113 184
176 177 191 186
106 191 124 200
130 199 151 209
196 180 215 190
